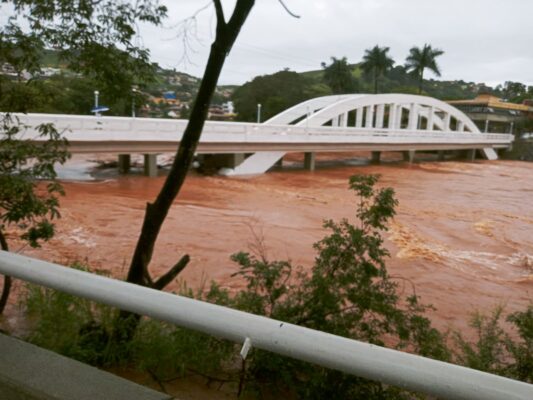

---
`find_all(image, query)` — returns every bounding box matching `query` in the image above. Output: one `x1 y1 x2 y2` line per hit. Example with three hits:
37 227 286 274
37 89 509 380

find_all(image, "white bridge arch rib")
231 94 497 175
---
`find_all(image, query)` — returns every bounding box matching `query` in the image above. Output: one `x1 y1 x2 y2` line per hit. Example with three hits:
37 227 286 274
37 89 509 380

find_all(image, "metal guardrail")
1 250 532 400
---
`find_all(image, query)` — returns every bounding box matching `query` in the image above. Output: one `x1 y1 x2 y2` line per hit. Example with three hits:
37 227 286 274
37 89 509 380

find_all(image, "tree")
360 45 395 94
0 1 167 115
321 56 358 94
114 0 258 341
232 69 330 121
230 174 448 397
0 115 69 314
404 44 444 94
502 81 528 103
0 0 168 313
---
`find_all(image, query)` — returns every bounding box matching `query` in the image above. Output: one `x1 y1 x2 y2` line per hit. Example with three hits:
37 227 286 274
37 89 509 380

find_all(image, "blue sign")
163 91 176 100
91 106 110 113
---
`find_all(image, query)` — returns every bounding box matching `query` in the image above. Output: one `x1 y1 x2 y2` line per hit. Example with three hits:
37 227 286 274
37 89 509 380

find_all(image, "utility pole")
94 90 100 116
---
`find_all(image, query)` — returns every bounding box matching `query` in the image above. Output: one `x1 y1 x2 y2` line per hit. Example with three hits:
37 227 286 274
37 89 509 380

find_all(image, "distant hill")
21 48 526 120
299 63 490 100
230 64 511 122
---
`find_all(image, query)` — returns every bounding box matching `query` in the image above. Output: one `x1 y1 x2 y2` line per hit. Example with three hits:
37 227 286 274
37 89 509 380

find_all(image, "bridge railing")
11 113 513 145
0 250 531 400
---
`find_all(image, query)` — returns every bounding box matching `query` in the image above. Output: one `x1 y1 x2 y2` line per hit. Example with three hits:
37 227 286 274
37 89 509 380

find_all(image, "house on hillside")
448 94 533 134
208 102 236 121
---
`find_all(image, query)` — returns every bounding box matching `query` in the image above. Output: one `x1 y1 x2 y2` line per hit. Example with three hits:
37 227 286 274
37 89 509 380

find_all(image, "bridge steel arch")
232 94 495 175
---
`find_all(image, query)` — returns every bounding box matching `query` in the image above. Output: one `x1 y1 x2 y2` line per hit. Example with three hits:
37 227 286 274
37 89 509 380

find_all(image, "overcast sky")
139 0 533 87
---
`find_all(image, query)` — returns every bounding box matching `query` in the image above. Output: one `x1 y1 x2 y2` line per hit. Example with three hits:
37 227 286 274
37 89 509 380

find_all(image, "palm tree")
321 56 358 94
405 44 444 94
360 45 395 94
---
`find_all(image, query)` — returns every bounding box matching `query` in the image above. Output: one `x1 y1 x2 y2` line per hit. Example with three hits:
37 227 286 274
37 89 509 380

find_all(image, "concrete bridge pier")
144 154 158 177
371 151 381 164
203 153 246 170
403 150 416 164
465 149 477 162
118 154 131 174
304 152 316 171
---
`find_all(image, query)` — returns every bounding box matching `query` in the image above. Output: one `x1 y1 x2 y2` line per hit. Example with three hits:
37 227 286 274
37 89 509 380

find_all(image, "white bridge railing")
13 113 512 145
1 251 532 400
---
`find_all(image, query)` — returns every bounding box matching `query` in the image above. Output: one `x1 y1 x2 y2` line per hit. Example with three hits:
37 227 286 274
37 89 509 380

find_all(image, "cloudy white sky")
139 0 533 87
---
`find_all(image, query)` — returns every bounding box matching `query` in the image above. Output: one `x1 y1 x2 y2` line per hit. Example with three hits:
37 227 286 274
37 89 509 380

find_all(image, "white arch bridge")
14 94 513 176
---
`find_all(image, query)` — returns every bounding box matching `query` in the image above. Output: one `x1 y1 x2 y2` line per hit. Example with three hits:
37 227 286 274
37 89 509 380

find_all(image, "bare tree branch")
213 0 226 26
278 0 300 18
153 254 191 290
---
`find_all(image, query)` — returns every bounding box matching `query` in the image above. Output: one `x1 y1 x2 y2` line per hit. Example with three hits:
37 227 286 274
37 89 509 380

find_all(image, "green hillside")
3 48 529 120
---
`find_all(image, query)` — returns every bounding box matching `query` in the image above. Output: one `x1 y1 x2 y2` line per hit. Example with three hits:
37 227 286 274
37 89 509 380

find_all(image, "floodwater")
3 153 533 336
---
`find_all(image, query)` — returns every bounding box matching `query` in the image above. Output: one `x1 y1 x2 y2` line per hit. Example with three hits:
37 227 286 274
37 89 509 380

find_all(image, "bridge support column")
144 154 158 177
371 151 381 164
304 152 316 171
465 149 476 162
118 154 131 174
203 153 246 170
438 150 445 161
402 150 416 164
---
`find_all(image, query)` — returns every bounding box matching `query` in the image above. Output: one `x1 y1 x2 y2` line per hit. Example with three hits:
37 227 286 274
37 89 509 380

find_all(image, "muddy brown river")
2 153 533 337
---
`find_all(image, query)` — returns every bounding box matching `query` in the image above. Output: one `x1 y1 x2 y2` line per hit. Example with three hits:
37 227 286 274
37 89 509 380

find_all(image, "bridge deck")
14 114 512 154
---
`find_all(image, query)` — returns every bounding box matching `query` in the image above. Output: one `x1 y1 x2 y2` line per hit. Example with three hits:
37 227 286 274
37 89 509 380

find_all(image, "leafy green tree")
231 174 448 398
360 45 395 94
0 0 167 313
0 115 69 313
321 56 359 94
501 81 528 103
232 69 330 121
0 0 167 115
405 44 444 94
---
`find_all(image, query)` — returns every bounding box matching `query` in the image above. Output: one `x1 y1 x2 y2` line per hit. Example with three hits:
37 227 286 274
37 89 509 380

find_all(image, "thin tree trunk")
0 230 11 314
418 71 424 94
374 70 378 94
114 0 255 342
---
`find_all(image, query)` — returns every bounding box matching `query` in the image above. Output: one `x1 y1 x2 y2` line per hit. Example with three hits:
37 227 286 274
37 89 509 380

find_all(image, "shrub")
229 175 449 398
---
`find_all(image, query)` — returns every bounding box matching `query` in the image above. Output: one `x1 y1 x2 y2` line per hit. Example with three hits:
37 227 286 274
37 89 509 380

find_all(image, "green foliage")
22 267 237 383
0 0 167 115
454 307 507 374
453 305 533 383
232 69 330 122
0 114 69 247
360 45 395 94
229 174 448 398
24 265 116 366
321 56 359 94
404 44 445 94
0 112 69 312
506 306 533 382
